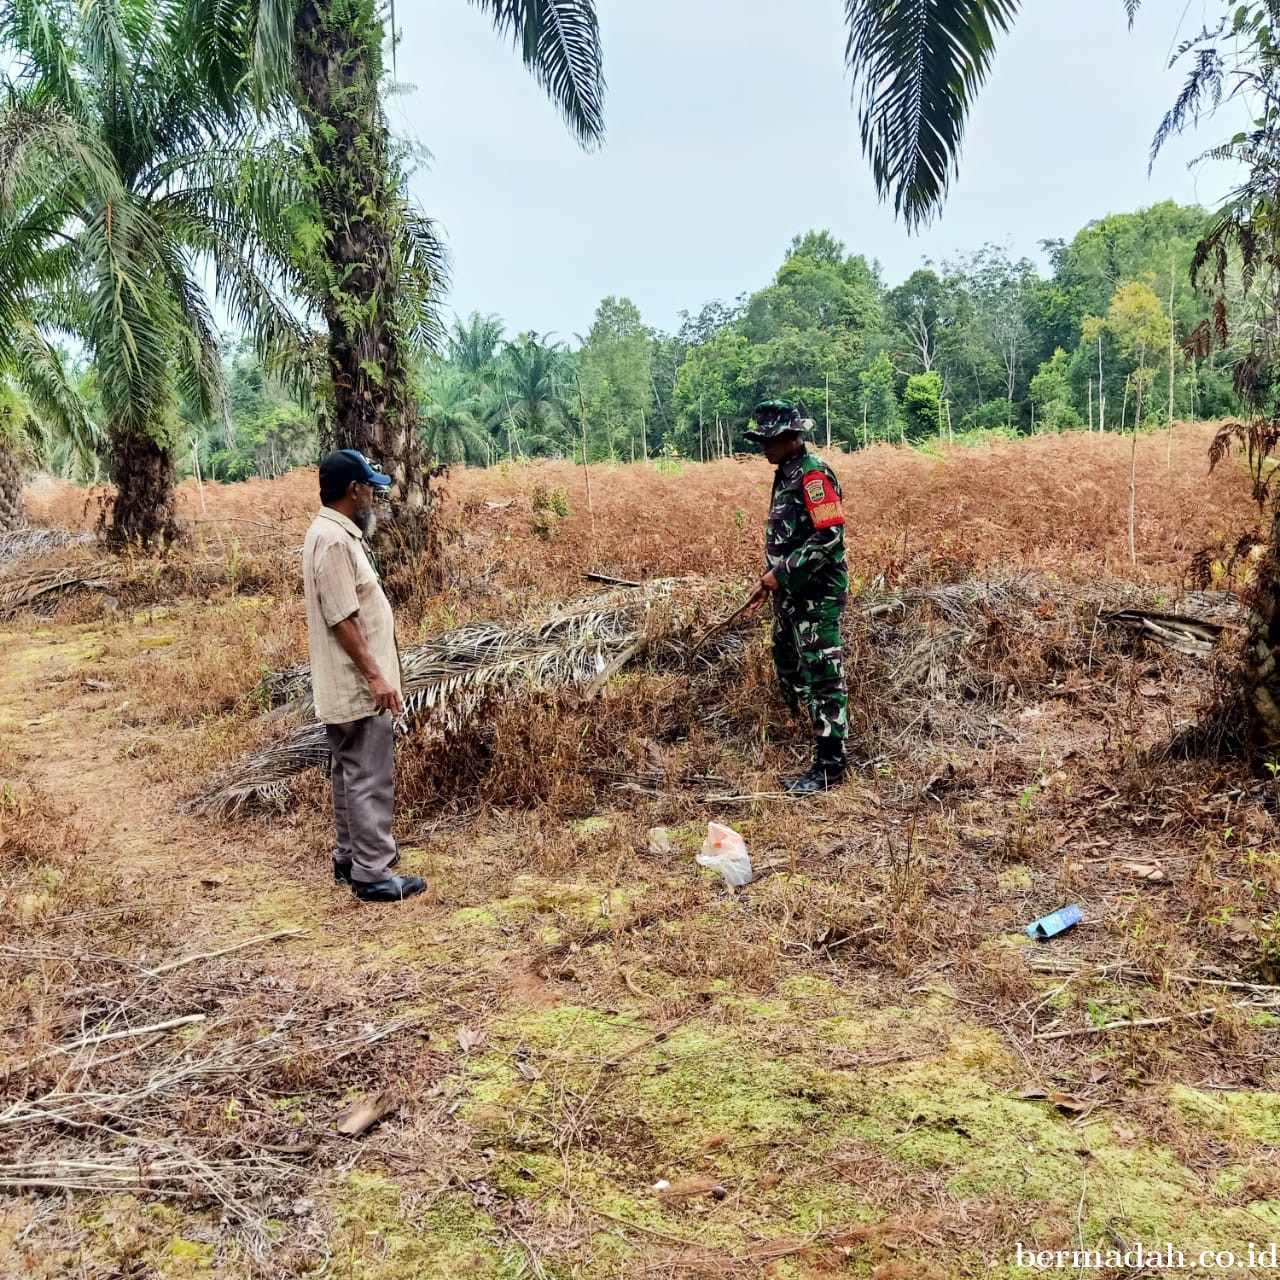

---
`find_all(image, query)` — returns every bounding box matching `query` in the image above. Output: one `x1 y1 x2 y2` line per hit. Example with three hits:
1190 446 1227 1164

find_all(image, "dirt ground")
5 425 1280 1279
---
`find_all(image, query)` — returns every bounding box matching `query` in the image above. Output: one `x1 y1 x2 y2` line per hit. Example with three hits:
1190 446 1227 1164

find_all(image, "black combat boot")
782 740 847 796
351 874 426 903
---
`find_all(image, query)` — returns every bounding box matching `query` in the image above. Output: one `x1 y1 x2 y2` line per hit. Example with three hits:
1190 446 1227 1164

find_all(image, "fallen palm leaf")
0 562 117 618
1099 607 1238 656
193 580 735 817
189 723 328 818
0 527 76 567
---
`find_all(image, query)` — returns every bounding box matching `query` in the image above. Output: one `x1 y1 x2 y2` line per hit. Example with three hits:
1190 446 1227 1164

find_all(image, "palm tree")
0 96 112 532
0 361 102 531
449 312 506 382
0 388 31 533
842 2 1157 228
186 0 604 530
0 337 102 526
0 1 300 546
851 0 1280 758
493 333 572 457
419 366 492 466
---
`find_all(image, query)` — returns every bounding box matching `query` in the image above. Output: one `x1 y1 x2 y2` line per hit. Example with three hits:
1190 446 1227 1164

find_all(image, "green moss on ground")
162 1238 215 1274
433 990 1280 1278
325 1170 510 1280
999 865 1033 890
1173 1083 1280 1144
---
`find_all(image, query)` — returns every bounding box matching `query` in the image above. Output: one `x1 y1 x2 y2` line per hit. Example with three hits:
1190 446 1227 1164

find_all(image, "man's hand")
746 570 780 617
332 614 404 715
368 674 404 716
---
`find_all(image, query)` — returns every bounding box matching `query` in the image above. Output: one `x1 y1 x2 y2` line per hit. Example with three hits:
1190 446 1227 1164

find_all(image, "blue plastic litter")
1025 905 1083 940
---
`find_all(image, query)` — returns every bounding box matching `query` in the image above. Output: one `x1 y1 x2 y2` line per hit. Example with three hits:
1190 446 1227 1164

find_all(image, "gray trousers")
326 714 398 885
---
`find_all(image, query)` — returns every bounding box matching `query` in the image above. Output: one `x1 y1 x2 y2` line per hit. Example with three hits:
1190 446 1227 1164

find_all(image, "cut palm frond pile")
0 561 117 618
834 577 1244 756
194 579 739 817
1099 605 1241 656
857 575 1044 625
196 574 1244 819
0 527 77 567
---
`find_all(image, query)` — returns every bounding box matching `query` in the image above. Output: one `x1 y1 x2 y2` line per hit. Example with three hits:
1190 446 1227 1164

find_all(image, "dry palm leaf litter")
192 570 1242 820
192 578 747 816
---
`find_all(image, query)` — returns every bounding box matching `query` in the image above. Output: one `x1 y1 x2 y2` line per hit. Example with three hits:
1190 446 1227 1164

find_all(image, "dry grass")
5 424 1280 1279
22 424 1264 591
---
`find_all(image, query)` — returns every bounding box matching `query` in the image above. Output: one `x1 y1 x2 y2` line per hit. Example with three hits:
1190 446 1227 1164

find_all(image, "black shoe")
333 849 399 883
351 874 425 903
783 745 847 796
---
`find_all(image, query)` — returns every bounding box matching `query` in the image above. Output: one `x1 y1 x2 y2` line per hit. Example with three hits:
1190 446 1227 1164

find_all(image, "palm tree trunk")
1243 506 1280 753
108 426 178 548
293 0 426 528
0 431 28 533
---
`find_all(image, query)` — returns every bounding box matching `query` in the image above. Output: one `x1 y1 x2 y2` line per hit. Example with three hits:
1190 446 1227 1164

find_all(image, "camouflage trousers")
772 596 848 742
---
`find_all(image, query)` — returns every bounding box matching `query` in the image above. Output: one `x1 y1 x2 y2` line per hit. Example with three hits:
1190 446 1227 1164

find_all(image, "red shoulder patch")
802 469 844 529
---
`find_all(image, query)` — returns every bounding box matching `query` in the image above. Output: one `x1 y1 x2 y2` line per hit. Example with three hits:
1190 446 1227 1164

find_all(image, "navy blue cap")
319 449 391 499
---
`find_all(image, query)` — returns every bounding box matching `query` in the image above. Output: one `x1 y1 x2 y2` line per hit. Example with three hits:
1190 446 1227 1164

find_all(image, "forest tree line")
151 201 1239 481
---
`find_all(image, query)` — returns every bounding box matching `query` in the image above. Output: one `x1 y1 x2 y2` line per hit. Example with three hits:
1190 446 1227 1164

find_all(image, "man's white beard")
354 506 377 538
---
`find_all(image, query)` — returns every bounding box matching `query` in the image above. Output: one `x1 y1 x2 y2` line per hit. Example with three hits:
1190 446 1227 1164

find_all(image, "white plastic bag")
695 822 752 886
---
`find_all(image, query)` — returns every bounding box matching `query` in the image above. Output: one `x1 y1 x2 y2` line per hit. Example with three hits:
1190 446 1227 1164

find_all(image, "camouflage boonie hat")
744 399 814 442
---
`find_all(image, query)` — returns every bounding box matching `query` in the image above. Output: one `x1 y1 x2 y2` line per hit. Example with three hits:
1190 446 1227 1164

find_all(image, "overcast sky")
393 0 1242 341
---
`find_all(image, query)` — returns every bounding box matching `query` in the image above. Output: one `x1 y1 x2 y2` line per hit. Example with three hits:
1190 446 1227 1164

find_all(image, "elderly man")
303 449 425 902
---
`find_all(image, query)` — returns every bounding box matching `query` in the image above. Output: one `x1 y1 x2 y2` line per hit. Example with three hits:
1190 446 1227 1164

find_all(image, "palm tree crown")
419 365 492 465
843 1 1141 228
0 0 299 543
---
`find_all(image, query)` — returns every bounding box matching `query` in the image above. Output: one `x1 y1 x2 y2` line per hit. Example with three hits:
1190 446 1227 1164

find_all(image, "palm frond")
0 0 81 110
153 237 229 435
471 0 605 147
843 0 1020 229
190 723 330 819
78 0 143 126
149 139 310 369
397 203 450 352
183 0 257 120
191 581 712 816
80 200 176 439
249 0 297 106
0 561 118 618
1150 47 1223 168
0 526 74 566
10 324 101 472
0 94 125 223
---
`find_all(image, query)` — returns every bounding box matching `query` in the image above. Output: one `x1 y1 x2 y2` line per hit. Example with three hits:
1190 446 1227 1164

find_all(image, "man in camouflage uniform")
745 399 849 794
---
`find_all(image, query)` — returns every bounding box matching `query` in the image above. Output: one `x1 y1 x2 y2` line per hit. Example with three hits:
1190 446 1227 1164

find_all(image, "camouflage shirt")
765 449 849 604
